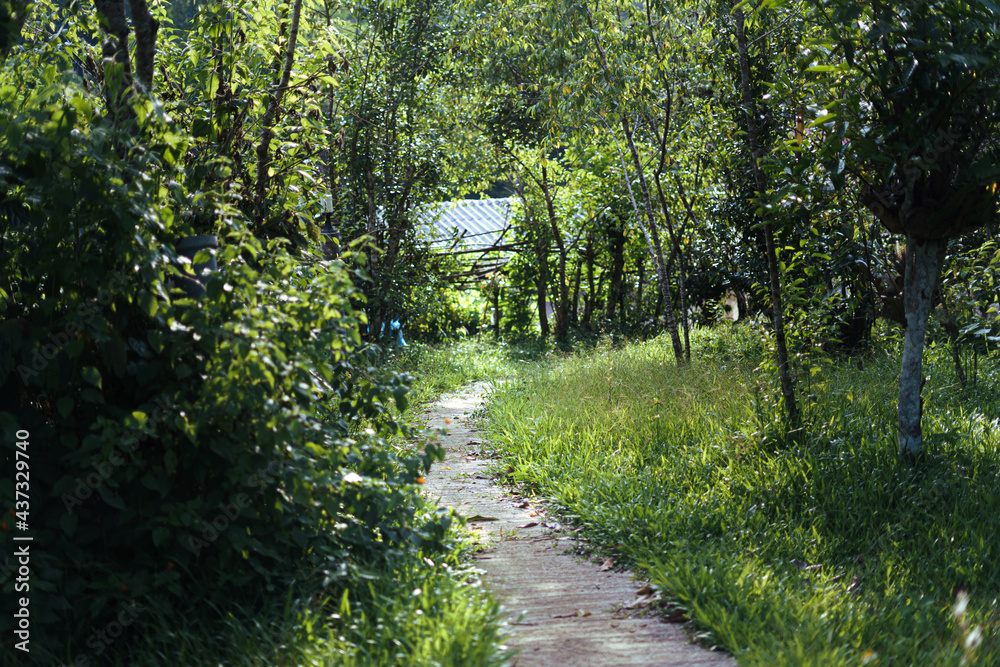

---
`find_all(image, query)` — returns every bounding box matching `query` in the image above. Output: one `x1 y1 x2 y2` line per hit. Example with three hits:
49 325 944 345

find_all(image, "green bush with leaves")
0 81 450 661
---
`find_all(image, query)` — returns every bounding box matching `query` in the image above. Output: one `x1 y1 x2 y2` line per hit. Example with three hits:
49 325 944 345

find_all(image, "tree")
331 0 458 341
732 2 800 424
806 0 1000 457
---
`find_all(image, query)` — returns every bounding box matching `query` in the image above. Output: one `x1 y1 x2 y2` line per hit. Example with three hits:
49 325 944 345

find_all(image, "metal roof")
421 198 516 250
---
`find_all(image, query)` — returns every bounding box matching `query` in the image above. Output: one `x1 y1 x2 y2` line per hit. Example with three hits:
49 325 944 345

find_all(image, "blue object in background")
381 319 407 347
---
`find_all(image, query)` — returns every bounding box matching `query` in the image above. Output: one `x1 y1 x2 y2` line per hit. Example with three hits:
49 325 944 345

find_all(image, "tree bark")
529 214 550 338
939 295 967 388
636 260 645 324
126 0 158 92
898 236 945 459
540 161 570 341
582 237 597 328
605 221 626 321
571 252 582 326
733 6 799 425
93 0 133 120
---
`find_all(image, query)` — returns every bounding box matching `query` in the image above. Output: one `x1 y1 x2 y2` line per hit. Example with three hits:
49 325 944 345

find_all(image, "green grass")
383 337 550 408
481 325 1000 666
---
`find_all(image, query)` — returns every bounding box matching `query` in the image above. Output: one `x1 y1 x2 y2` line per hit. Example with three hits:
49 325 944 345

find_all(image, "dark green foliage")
0 83 448 661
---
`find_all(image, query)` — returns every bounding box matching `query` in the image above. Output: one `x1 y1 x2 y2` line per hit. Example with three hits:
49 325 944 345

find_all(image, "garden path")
420 383 735 666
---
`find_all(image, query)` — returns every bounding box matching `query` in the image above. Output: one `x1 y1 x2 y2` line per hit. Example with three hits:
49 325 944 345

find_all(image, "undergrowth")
481 324 1000 666
105 538 504 666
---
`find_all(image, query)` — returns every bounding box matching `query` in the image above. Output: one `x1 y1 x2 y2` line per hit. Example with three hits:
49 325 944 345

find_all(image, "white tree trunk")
898 235 945 459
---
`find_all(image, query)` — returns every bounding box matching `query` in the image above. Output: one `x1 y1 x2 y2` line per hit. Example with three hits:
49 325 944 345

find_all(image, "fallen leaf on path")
635 584 655 597
512 500 530 508
625 592 661 609
517 522 538 529
663 607 688 623
528 511 539 517
552 610 592 618
598 557 614 572
466 515 500 522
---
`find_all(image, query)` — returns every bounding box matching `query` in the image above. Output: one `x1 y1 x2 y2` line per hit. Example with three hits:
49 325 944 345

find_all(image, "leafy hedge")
0 81 447 661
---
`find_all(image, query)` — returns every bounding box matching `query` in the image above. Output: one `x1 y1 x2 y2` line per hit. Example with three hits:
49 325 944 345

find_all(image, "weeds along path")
421 382 734 667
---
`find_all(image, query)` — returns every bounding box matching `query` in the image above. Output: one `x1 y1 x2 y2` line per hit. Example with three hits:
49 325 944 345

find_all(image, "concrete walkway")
420 383 735 667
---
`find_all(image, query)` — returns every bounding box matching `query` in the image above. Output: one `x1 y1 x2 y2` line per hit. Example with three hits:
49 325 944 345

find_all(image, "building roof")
422 198 516 250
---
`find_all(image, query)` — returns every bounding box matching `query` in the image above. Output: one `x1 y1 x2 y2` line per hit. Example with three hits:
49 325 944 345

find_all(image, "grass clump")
481 325 1000 666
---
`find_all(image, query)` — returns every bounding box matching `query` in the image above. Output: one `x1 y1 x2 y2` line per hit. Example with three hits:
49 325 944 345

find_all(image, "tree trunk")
605 221 626 321
581 4 683 362
534 224 550 338
583 239 597 328
898 236 945 459
621 116 683 362
636 261 645 324
540 161 570 341
93 0 133 121
571 251 583 326
734 6 799 425
939 294 967 388
492 287 501 337
126 0 158 92
595 269 607 321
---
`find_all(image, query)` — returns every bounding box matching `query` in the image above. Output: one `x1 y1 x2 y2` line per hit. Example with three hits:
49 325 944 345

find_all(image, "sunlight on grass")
482 325 1000 666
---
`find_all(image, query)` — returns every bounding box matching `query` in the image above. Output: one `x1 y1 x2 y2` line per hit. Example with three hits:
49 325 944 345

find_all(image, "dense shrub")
0 83 448 662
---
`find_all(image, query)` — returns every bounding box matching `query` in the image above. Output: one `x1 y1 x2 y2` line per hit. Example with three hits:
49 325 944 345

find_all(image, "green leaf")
139 291 158 317
82 387 105 404
81 366 102 389
57 397 74 418
99 487 126 510
393 386 409 413
153 526 171 547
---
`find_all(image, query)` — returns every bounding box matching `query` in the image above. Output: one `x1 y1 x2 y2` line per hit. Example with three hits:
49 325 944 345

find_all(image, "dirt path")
420 382 735 666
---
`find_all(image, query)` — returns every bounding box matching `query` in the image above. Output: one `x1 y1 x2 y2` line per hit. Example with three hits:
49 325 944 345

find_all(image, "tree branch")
254 0 304 226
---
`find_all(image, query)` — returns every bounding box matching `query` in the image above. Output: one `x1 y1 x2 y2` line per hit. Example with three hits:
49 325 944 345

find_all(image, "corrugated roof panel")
421 198 516 249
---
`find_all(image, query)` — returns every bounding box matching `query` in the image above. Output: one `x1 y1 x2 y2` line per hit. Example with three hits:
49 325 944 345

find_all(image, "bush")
0 83 450 662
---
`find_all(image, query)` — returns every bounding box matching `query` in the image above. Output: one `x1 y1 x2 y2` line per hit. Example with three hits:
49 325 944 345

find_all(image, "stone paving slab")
421 383 736 667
